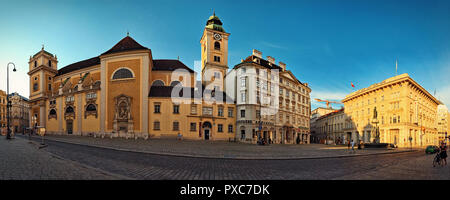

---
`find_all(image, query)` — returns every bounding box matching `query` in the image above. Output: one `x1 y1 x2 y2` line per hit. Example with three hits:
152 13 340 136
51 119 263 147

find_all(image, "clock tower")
28 45 58 128
200 12 230 92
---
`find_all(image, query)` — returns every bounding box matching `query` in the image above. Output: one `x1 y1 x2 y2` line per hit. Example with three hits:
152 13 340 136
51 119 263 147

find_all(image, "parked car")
425 145 439 154
388 143 398 148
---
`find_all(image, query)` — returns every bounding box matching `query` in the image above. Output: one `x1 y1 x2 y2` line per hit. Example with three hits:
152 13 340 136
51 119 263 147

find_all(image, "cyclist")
433 146 442 167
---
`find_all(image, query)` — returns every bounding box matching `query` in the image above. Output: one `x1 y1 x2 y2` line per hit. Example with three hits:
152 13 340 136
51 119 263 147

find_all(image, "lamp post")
6 62 17 140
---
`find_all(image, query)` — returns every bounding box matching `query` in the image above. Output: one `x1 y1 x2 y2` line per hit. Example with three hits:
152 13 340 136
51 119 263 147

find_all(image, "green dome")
205 13 225 32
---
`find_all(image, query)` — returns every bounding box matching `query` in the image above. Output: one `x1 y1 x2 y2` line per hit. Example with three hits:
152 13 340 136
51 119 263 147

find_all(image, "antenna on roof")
127 29 129 36
177 56 180 60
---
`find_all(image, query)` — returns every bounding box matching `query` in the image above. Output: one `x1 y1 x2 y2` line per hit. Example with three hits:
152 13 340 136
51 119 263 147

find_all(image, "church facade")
28 14 236 141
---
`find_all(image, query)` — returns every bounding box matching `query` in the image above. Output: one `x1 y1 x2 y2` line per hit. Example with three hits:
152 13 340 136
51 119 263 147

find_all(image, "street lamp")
6 62 17 140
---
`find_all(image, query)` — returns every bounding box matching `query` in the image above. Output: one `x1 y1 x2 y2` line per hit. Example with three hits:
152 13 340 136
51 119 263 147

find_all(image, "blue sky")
0 0 449 110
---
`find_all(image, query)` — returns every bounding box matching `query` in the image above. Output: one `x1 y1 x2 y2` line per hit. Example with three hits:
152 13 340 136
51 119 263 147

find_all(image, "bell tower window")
214 56 220 62
214 42 220 50
49 60 52 67
34 61 37 68
33 83 38 92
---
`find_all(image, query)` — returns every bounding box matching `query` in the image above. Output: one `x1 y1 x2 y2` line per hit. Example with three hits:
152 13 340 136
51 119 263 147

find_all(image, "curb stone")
27 135 418 160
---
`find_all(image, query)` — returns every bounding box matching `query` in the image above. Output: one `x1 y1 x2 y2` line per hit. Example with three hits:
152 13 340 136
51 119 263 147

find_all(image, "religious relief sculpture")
113 94 134 136
118 101 129 120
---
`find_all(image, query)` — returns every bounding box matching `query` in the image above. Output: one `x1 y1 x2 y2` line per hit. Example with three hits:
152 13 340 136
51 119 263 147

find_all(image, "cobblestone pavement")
0 137 119 180
30 134 414 159
28 136 450 180
336 152 450 180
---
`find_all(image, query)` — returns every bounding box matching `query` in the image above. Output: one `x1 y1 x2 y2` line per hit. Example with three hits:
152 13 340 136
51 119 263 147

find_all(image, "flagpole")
395 59 398 75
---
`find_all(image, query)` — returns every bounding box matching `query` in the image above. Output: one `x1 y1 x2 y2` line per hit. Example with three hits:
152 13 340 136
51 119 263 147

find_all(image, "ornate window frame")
64 103 75 120
84 103 98 119
48 108 57 120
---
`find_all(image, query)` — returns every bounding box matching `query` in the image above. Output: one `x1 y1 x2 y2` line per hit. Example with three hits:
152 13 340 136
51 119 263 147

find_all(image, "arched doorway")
202 122 212 140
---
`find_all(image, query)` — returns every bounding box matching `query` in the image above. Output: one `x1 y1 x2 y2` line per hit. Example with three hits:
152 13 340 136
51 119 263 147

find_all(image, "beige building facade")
310 108 347 144
342 73 440 148
10 92 30 134
226 49 311 144
310 107 338 143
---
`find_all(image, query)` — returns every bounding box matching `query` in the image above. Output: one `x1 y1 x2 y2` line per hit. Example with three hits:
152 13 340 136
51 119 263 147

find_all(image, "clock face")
213 33 222 41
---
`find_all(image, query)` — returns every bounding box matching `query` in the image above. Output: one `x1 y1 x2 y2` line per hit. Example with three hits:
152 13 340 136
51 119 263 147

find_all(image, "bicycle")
433 150 442 167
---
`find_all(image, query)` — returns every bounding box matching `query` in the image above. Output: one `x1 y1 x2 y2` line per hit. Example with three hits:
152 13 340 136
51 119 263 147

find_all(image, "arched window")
49 60 52 67
49 109 57 115
112 68 133 80
214 42 220 50
170 81 182 87
151 80 165 86
66 106 74 113
86 104 96 112
49 109 57 120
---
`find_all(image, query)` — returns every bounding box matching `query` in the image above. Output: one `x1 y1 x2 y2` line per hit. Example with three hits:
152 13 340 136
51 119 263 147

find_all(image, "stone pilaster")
77 93 82 135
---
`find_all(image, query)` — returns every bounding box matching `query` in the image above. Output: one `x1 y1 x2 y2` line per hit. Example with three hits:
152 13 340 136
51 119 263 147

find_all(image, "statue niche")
113 94 134 135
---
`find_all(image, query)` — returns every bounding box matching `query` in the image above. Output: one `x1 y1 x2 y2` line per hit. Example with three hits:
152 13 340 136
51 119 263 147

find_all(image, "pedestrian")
440 143 447 165
347 140 351 150
351 140 355 153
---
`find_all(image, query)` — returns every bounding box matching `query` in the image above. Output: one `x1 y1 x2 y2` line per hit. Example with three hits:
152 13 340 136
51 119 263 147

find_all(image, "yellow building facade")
0 90 6 134
342 73 440 147
28 14 236 140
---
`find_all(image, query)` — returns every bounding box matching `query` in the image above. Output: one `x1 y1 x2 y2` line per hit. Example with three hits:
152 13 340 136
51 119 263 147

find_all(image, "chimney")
278 61 286 71
252 49 262 58
267 56 275 64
